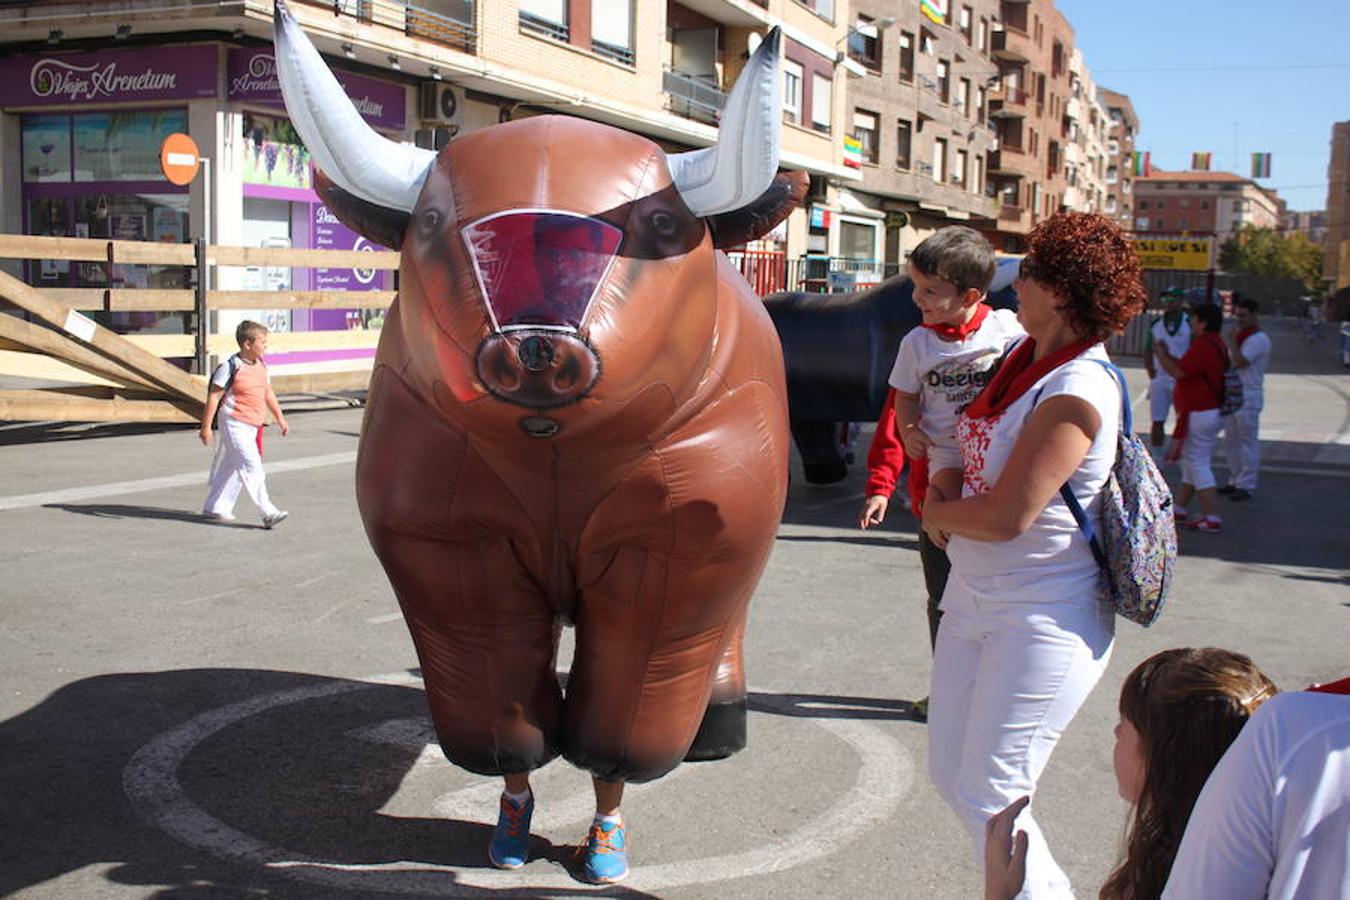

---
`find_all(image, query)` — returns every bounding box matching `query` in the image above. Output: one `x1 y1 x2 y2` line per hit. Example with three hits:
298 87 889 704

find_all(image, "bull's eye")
646 209 679 238
418 208 442 237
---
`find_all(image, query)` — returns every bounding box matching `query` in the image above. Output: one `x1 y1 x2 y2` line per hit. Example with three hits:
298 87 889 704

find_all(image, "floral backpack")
1057 360 1177 627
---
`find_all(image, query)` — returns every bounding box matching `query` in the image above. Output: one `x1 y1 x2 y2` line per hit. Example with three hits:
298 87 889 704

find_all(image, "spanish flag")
1191 152 1211 171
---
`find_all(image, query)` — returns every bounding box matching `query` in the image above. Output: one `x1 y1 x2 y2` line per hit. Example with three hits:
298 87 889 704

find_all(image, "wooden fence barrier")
0 234 400 424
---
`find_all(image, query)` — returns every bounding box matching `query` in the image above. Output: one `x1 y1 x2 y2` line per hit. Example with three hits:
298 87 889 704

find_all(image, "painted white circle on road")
124 672 912 895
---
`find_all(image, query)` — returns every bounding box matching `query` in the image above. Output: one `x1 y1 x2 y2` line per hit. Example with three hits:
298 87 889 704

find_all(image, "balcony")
663 68 726 125
988 85 1029 118
990 28 1031 63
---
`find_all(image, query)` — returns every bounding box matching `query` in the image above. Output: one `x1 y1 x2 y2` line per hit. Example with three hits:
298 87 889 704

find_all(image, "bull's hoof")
684 698 747 761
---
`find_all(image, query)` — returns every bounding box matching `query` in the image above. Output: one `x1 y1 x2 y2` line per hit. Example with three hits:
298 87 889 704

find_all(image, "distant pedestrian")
884 226 1023 721
1219 298 1271 501
200 320 290 527
1330 287 1350 367
1154 304 1226 533
1142 289 1191 449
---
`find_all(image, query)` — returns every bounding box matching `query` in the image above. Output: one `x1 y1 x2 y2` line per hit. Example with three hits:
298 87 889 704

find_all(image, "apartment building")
1325 120 1350 288
1062 47 1107 215
1096 86 1137 231
0 0 853 308
1134 170 1282 246
838 0 999 274
982 0 1074 250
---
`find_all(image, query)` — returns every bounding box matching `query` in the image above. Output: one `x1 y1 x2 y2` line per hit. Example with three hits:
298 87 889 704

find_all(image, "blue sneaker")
487 793 533 869
581 818 628 884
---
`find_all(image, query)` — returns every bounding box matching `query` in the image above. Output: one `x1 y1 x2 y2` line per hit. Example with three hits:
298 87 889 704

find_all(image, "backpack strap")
1053 356 1126 571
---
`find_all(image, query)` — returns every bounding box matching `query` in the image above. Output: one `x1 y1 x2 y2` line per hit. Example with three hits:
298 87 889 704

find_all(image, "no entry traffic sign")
160 132 202 186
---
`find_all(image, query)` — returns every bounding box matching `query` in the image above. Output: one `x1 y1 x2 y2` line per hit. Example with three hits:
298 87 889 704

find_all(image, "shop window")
839 220 876 260
72 110 188 182
21 114 72 183
242 113 312 189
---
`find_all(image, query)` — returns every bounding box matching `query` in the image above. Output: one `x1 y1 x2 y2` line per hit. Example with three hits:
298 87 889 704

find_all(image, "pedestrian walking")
1154 304 1226 533
1142 289 1191 449
920 212 1146 899
1219 297 1271 501
200 320 290 527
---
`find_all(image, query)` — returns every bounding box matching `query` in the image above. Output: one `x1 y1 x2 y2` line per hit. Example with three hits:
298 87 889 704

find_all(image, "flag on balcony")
1191 152 1212 171
920 0 946 26
1132 150 1151 176
843 135 864 169
1251 152 1272 179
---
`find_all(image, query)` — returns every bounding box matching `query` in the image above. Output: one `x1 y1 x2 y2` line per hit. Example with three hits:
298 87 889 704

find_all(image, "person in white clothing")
1219 297 1272 501
200 320 290 528
1161 680 1350 900
921 212 1147 899
1142 289 1190 448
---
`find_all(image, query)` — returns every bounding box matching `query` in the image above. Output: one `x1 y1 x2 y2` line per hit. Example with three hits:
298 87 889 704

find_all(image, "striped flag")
1191 152 1212 171
1251 152 1272 178
1132 150 1151 176
843 135 863 169
920 0 946 25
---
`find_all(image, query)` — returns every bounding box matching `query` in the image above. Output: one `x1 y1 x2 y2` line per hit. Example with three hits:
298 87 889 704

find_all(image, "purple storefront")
0 42 410 352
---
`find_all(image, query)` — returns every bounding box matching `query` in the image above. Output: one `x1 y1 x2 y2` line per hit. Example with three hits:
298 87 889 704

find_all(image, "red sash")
921 303 991 341
964 337 1098 421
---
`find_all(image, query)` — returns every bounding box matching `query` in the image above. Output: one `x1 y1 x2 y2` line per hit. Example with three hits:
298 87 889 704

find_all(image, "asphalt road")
2 320 1346 899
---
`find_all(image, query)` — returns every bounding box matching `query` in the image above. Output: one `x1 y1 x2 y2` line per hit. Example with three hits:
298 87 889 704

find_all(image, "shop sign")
228 48 406 131
0 46 217 107
312 204 387 292
1132 238 1212 271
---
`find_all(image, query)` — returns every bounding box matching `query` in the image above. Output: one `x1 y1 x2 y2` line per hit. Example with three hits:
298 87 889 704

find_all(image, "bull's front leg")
357 367 563 776
685 608 748 761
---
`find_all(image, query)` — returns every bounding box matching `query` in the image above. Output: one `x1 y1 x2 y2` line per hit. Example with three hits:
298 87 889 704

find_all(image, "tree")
1219 226 1326 291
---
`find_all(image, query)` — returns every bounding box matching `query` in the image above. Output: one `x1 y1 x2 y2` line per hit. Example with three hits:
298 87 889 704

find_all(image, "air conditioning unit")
420 82 463 126
415 127 456 151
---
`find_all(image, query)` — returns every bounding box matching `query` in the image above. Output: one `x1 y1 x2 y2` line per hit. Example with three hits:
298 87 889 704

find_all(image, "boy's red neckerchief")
921 303 991 342
963 336 1097 420
1236 326 1259 345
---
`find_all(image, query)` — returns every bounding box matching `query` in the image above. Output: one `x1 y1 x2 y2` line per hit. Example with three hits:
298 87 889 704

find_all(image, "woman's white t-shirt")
946 343 1121 599
887 308 1025 472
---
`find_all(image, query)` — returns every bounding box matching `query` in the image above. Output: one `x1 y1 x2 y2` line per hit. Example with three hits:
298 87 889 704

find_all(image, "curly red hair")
1021 213 1147 341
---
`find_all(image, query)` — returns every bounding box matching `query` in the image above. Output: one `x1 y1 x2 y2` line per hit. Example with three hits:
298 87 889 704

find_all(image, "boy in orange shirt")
200 320 290 527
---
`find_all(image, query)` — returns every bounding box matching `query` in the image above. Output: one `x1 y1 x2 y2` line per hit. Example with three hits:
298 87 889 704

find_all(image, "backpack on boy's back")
1057 360 1177 627
208 353 244 429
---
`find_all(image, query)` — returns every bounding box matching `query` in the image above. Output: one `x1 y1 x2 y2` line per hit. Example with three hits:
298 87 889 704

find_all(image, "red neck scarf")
922 303 991 341
1237 326 1259 345
964 336 1098 420
1309 677 1350 696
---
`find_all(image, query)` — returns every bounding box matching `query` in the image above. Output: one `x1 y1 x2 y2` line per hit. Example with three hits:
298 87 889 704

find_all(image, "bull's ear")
706 171 809 249
314 170 411 251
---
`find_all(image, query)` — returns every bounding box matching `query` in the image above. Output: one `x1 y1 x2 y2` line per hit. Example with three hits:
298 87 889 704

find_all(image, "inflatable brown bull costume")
274 1 799 882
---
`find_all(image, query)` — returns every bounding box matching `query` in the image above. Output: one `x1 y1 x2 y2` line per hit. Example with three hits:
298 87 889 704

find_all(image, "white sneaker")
262 510 289 529
202 510 236 522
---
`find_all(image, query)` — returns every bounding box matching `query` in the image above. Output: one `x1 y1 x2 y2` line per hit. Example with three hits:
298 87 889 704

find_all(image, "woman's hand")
984 796 1030 900
899 423 932 460
858 494 889 529
921 483 950 548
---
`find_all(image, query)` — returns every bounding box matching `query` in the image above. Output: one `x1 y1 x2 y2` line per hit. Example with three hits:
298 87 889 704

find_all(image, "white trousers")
1222 405 1262 491
1147 375 1175 425
929 576 1114 900
204 414 279 518
1180 407 1222 491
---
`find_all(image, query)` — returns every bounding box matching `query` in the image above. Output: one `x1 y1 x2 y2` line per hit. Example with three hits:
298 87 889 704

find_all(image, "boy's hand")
899 423 932 459
858 494 889 529
984 797 1030 900
198 426 212 446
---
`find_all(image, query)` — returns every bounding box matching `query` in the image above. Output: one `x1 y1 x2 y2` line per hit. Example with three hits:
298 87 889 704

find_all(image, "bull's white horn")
666 27 782 217
273 0 435 212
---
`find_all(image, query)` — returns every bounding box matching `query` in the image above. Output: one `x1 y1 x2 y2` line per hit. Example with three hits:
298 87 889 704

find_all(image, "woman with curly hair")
921 212 1148 898
984 648 1278 900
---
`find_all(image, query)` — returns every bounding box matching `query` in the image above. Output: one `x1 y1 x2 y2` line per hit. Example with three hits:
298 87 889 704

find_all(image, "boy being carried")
888 227 1023 717
200 320 290 528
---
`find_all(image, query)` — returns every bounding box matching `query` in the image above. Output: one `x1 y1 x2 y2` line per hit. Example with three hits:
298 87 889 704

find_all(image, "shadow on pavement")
0 420 196 446
0 668 658 899
749 690 923 723
43 503 264 528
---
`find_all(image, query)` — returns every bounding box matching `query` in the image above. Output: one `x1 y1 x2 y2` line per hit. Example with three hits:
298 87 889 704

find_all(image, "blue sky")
1057 0 1349 212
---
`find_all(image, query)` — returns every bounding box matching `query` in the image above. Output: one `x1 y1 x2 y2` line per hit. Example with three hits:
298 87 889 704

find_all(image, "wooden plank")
108 240 197 266
209 245 401 269
35 288 106 310
125 328 382 358
0 269 205 406
0 234 108 262
106 289 196 312
207 290 396 310
0 350 118 387
0 389 197 424
271 369 373 394
0 313 157 389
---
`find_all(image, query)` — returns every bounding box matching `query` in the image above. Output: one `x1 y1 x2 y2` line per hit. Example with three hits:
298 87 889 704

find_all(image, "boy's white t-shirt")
888 308 1025 472
1149 314 1191 386
946 344 1121 598
1235 329 1272 409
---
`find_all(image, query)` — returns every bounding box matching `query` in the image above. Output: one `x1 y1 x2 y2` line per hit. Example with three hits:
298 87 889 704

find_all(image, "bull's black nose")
517 335 554 372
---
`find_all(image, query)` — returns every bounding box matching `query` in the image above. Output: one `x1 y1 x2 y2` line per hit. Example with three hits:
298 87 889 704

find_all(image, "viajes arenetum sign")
0 46 217 106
